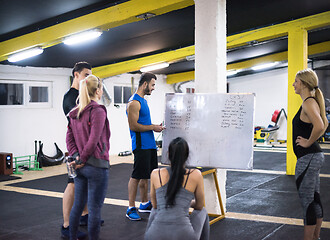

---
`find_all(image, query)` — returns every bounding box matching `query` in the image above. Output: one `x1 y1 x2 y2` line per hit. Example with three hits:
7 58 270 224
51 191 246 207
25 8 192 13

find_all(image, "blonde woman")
292 69 328 240
66 75 110 240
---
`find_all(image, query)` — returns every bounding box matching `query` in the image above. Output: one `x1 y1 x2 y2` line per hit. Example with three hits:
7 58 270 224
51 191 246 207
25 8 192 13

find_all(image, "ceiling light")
136 13 156 20
63 30 102 45
8 47 44 62
140 62 169 72
227 70 238 76
251 62 279 71
186 55 195 61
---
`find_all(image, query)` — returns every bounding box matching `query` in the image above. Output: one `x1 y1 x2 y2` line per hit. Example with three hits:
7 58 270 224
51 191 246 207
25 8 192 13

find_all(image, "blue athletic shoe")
138 201 152 213
126 207 141 221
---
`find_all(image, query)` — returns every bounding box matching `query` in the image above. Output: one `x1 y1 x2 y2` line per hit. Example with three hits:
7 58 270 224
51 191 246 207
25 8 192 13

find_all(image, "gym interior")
0 1 330 239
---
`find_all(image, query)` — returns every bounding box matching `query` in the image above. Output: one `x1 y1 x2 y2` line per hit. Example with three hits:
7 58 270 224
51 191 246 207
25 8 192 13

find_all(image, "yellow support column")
286 27 308 175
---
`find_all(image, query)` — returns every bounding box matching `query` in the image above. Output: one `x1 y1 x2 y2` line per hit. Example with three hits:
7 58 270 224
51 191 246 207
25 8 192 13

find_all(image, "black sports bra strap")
303 96 315 102
183 169 194 188
158 168 163 186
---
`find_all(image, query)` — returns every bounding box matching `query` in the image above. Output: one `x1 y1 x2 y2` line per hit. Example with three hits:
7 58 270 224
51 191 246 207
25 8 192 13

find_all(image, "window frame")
113 84 135 105
0 80 24 107
0 79 53 108
26 81 52 107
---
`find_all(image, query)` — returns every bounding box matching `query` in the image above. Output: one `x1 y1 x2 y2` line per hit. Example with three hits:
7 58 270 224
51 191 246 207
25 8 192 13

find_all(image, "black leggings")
295 152 324 225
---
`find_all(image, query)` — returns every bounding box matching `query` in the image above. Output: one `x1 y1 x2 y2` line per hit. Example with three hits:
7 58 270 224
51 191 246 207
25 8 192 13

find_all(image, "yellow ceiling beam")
0 0 194 62
166 71 195 84
166 41 330 84
1 5 328 77
308 41 330 56
227 11 330 49
226 40 329 71
93 46 195 78
97 12 330 79
226 52 288 71
227 41 330 70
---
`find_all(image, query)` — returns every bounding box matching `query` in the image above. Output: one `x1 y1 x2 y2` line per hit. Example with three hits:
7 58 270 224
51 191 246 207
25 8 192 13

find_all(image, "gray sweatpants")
295 152 324 225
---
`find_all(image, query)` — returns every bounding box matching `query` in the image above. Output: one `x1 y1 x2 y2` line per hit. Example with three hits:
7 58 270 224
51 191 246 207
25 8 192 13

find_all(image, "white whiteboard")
161 93 255 169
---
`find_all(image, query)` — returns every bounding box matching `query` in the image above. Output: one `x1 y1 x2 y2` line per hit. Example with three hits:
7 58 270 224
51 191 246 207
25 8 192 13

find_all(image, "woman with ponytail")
66 75 110 240
145 137 209 240
292 68 328 240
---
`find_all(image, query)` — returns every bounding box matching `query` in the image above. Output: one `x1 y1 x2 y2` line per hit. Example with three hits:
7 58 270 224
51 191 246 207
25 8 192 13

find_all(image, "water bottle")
65 156 77 178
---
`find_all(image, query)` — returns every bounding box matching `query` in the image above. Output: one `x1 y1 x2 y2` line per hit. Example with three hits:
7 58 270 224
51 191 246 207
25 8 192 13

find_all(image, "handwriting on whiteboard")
220 95 247 129
162 93 255 169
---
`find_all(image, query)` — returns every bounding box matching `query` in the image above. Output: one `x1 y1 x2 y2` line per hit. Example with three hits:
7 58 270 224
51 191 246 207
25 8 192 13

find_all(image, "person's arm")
296 99 325 148
80 107 107 163
62 93 70 116
150 169 157 209
62 91 77 116
66 121 79 157
191 170 205 210
127 100 164 132
146 170 159 230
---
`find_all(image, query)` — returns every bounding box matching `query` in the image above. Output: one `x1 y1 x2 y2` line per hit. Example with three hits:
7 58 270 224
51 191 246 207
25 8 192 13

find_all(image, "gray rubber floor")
0 150 329 239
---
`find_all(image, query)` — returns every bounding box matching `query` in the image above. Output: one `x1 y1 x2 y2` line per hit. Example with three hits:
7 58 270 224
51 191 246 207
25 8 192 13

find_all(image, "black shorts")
67 177 74 184
131 149 158 179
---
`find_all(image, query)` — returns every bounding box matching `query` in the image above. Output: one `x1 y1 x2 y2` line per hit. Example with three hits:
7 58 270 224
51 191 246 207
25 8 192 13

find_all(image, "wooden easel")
201 168 225 225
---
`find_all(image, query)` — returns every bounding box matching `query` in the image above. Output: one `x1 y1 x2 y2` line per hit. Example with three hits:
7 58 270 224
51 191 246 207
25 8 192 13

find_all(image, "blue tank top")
127 94 156 150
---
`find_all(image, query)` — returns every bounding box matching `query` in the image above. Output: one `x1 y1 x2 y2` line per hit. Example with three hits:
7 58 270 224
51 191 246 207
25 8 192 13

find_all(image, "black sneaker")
61 225 86 239
79 214 88 226
79 214 105 226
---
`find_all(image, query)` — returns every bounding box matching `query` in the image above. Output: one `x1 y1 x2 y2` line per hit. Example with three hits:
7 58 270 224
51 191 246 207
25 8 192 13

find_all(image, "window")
114 86 122 104
114 86 135 104
0 80 52 108
29 86 48 103
0 83 24 105
123 86 132 103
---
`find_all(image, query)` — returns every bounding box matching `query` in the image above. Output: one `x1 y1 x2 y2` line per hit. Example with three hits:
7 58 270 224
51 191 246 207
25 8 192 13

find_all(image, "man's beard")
144 85 151 95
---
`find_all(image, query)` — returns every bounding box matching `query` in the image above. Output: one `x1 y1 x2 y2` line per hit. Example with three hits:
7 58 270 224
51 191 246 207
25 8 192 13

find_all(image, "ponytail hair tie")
314 86 318 90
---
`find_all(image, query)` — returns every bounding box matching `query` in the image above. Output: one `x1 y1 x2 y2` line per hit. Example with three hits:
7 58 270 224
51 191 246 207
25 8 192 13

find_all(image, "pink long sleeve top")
66 100 110 166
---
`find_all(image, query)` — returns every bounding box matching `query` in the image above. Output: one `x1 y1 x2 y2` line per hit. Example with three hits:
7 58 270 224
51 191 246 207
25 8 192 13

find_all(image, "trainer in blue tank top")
127 93 156 150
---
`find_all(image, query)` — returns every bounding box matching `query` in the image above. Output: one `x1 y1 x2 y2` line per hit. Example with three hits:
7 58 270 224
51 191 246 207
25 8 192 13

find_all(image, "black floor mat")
253 151 287 171
0 175 21 182
8 163 136 200
253 150 330 174
2 150 330 240
226 172 330 221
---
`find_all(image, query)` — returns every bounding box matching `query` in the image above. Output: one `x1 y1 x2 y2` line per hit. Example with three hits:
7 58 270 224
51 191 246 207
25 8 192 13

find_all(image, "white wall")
180 68 289 140
0 65 174 158
0 64 290 158
103 73 173 155
0 64 70 157
228 68 288 126
227 68 288 140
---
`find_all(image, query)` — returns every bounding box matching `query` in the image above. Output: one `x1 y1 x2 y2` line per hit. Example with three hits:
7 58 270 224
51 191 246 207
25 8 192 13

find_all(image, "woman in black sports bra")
144 137 209 240
292 69 328 240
